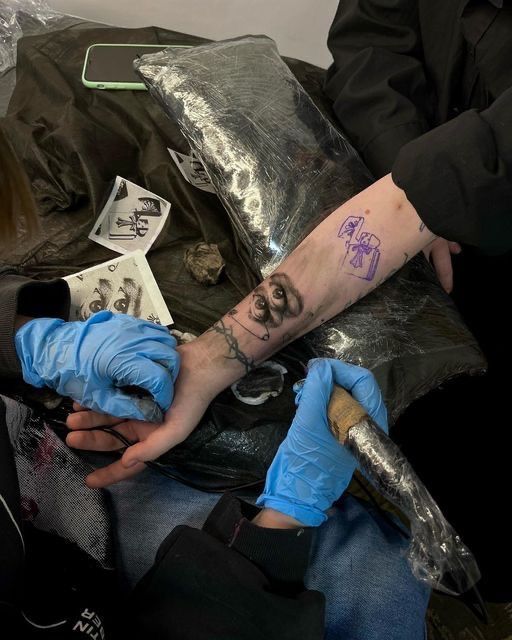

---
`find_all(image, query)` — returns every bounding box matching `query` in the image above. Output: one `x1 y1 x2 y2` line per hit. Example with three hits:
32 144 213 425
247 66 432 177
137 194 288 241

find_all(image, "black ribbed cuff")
203 494 314 591
0 268 70 378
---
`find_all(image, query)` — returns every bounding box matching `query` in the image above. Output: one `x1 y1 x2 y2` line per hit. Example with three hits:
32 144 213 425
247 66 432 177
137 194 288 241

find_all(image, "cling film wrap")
347 418 481 594
135 36 485 422
0 0 85 117
0 0 64 73
135 36 371 279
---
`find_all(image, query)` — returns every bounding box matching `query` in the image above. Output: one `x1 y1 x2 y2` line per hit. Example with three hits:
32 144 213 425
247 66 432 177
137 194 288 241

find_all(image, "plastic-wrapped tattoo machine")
327 385 481 594
134 36 485 423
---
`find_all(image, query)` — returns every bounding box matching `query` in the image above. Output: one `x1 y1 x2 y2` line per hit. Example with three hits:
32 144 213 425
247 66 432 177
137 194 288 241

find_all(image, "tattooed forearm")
341 248 410 311
227 272 304 341
207 319 255 374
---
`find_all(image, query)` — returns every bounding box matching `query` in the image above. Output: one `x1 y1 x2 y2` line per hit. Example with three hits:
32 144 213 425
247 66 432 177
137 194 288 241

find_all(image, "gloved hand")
15 310 180 421
256 358 388 526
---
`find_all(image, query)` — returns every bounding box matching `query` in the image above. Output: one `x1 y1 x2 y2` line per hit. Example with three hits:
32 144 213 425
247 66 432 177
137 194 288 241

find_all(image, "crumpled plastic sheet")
0 0 63 74
135 36 486 422
135 36 371 279
347 417 481 595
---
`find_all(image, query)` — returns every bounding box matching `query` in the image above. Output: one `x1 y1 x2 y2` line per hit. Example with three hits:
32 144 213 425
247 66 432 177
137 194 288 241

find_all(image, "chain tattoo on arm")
207 319 256 374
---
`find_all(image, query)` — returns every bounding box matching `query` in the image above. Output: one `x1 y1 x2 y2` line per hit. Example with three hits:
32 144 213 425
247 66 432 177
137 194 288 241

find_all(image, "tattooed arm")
66 174 435 487
194 173 433 376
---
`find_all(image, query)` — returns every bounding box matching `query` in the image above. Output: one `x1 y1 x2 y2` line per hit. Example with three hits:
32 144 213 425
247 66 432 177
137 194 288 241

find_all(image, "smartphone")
82 43 189 90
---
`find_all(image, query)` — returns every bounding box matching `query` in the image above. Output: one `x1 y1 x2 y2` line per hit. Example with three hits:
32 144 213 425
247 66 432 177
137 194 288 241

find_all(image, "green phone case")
82 43 189 91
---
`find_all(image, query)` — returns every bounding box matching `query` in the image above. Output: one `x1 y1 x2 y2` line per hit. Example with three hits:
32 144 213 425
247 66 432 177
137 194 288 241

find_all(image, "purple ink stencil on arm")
339 216 381 281
338 216 364 248
346 232 381 280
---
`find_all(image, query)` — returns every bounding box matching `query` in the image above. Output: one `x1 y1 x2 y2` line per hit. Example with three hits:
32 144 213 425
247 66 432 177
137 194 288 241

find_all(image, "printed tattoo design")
79 277 143 321
419 222 426 232
107 197 163 241
338 216 381 281
228 273 304 340
208 319 255 374
89 177 171 255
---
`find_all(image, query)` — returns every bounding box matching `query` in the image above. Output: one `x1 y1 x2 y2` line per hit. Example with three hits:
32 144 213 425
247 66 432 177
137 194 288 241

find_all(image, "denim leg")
100 464 429 638
101 466 221 587
306 495 430 640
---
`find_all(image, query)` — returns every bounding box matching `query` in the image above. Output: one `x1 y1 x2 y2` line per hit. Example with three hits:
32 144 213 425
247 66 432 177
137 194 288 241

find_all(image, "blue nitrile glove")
15 310 180 421
256 358 388 526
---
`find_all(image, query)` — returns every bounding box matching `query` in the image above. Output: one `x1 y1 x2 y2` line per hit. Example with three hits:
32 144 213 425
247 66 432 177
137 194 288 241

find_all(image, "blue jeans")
101 465 429 639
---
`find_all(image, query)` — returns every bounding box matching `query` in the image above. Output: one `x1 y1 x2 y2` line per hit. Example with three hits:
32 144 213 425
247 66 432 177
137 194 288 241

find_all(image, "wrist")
187 327 250 396
255 496 327 528
252 508 304 529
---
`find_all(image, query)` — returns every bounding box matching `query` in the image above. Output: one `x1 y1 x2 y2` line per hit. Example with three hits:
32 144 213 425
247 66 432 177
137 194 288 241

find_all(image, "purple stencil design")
419 222 426 232
340 218 381 281
338 216 364 247
349 232 380 269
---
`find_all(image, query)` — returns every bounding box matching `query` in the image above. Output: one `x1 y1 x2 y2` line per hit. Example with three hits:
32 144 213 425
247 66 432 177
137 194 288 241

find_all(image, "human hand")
423 237 462 293
256 358 388 526
15 310 180 421
66 339 220 488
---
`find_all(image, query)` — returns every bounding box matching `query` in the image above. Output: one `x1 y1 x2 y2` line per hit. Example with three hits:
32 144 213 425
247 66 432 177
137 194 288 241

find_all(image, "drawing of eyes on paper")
78 276 144 321
64 251 173 326
338 215 381 281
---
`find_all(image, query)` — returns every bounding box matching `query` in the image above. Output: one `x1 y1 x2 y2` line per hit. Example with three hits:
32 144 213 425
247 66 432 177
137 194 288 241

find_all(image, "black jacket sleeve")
392 86 512 252
129 494 325 640
325 0 433 179
0 267 70 378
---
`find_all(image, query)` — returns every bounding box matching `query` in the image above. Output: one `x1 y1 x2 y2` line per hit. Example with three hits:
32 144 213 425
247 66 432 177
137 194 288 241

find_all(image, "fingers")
67 409 125 430
306 359 388 433
85 459 146 489
449 241 462 255
114 358 176 412
67 419 157 450
66 420 159 487
66 428 126 452
87 387 164 422
120 420 189 468
120 379 211 467
430 240 454 293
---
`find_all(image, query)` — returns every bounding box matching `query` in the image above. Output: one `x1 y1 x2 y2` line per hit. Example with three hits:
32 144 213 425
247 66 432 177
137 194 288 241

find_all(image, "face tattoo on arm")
228 273 304 340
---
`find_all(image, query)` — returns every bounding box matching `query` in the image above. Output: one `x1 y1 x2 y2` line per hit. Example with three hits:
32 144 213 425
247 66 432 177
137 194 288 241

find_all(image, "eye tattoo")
228 273 304 341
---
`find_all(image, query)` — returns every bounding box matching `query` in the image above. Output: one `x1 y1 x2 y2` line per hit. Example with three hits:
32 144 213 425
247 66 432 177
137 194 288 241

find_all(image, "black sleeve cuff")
133 494 324 640
392 98 512 253
0 267 70 378
203 494 314 592
361 121 427 179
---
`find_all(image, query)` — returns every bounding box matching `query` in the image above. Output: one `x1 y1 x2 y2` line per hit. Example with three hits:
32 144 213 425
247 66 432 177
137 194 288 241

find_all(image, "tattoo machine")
327 385 481 595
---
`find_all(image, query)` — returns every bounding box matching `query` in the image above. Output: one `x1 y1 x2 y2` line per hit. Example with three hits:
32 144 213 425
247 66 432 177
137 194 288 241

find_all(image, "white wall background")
49 0 338 69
